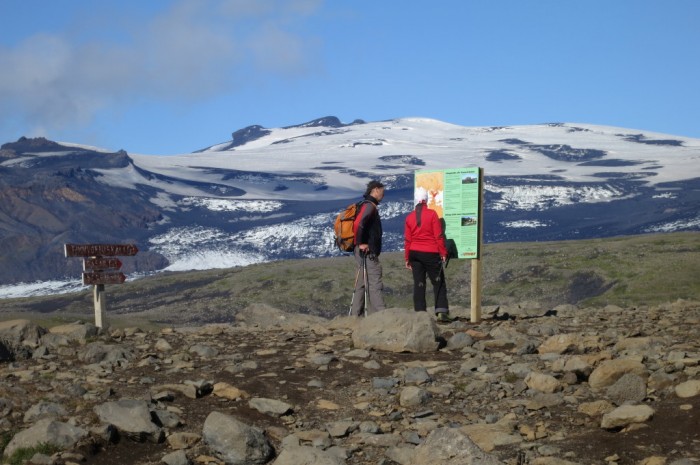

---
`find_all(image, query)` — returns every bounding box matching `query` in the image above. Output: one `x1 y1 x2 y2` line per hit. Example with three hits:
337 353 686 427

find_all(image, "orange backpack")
333 201 366 252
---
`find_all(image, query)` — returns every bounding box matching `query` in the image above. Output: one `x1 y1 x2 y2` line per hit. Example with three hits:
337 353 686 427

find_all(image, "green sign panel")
414 167 483 259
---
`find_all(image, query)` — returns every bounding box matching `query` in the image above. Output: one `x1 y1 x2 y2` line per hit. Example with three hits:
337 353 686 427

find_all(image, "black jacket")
354 194 383 256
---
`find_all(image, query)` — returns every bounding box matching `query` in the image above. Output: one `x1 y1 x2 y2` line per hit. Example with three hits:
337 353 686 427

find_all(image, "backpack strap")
353 199 373 237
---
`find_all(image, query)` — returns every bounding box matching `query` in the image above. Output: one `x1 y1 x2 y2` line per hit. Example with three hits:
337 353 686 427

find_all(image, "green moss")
4 442 62 465
0 430 13 460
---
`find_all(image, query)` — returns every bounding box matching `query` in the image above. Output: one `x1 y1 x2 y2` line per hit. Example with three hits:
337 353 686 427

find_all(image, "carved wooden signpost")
65 243 138 328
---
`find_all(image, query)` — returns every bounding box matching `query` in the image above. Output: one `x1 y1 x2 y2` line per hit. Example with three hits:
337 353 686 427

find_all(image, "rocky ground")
1 300 699 465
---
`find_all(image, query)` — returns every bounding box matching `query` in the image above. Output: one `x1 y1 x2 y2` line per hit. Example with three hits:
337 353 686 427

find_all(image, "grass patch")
1 232 698 325
0 430 13 460
3 442 62 465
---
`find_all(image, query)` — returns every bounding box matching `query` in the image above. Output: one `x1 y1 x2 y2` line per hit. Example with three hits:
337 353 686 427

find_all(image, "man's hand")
405 260 412 270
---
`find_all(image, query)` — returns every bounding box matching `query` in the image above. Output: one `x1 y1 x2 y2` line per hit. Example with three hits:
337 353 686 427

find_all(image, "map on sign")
414 170 445 217
414 167 482 259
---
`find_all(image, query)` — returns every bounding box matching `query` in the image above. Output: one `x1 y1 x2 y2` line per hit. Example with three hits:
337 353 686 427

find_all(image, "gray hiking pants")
351 247 385 316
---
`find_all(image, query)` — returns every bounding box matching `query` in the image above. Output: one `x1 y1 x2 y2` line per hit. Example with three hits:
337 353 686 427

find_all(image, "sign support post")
470 167 485 323
94 284 107 328
470 260 482 322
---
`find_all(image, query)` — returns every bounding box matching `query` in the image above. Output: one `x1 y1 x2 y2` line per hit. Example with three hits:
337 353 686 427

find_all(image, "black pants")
409 250 448 312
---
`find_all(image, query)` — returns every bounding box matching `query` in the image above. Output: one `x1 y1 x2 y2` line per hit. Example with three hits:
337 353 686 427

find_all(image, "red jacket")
404 203 447 261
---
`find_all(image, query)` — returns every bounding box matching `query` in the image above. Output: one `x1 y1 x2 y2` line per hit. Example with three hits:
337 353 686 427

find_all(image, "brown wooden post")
470 259 482 323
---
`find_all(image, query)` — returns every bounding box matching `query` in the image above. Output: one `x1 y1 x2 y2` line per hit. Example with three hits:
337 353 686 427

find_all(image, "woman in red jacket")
404 187 450 322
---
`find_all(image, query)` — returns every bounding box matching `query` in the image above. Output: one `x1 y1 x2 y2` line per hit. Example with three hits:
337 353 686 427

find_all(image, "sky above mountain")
1 0 699 155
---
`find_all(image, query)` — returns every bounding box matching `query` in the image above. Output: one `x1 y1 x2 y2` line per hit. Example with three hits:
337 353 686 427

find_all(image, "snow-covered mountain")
1 116 699 295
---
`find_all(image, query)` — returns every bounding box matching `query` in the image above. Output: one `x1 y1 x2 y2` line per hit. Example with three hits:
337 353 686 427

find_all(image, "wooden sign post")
470 168 485 323
65 243 138 328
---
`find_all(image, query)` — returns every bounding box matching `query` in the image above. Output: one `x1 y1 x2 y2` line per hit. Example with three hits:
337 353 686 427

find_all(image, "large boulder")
48 321 98 342
272 438 345 465
600 404 655 429
236 303 328 331
538 333 601 355
3 419 87 458
0 319 46 360
94 399 164 443
588 358 648 391
406 427 502 465
352 308 439 353
202 411 273 465
675 379 700 398
79 342 133 365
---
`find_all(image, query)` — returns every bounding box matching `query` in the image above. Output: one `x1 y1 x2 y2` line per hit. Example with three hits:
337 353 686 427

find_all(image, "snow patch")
488 185 629 211
150 192 178 210
164 250 266 271
179 197 284 213
643 216 700 233
652 192 677 199
380 201 414 220
502 220 550 228
0 280 85 298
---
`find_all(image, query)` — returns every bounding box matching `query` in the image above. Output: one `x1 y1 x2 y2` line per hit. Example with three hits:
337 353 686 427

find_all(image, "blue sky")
1 0 699 154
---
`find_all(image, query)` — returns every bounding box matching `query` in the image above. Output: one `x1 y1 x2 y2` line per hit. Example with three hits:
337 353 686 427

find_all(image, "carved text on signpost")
83 257 123 271
65 244 138 257
83 271 127 286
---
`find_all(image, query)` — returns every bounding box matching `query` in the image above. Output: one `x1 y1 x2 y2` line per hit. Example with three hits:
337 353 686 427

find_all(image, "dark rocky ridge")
0 139 167 283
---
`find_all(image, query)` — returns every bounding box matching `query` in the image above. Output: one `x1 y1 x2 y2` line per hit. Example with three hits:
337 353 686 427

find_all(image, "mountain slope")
0 138 168 283
0 118 699 288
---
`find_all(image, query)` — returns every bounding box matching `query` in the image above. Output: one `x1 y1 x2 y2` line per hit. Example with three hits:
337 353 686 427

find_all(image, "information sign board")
414 167 483 259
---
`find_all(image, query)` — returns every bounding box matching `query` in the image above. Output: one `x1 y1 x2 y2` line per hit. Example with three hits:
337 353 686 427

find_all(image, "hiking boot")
436 312 452 323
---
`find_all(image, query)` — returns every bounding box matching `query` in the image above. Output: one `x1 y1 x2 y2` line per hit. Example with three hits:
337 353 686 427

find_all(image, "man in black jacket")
351 180 386 316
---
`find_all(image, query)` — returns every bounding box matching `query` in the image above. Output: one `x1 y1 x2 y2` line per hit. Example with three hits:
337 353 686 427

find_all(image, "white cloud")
0 0 323 137
218 0 323 18
249 23 314 75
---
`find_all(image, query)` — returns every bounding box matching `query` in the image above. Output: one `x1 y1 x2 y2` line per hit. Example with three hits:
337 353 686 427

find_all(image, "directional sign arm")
65 244 138 257
82 272 126 285
83 257 123 271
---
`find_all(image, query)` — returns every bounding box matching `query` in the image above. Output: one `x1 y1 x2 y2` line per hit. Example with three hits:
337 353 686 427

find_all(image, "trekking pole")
436 258 452 323
363 252 370 317
349 264 362 316
440 258 449 298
